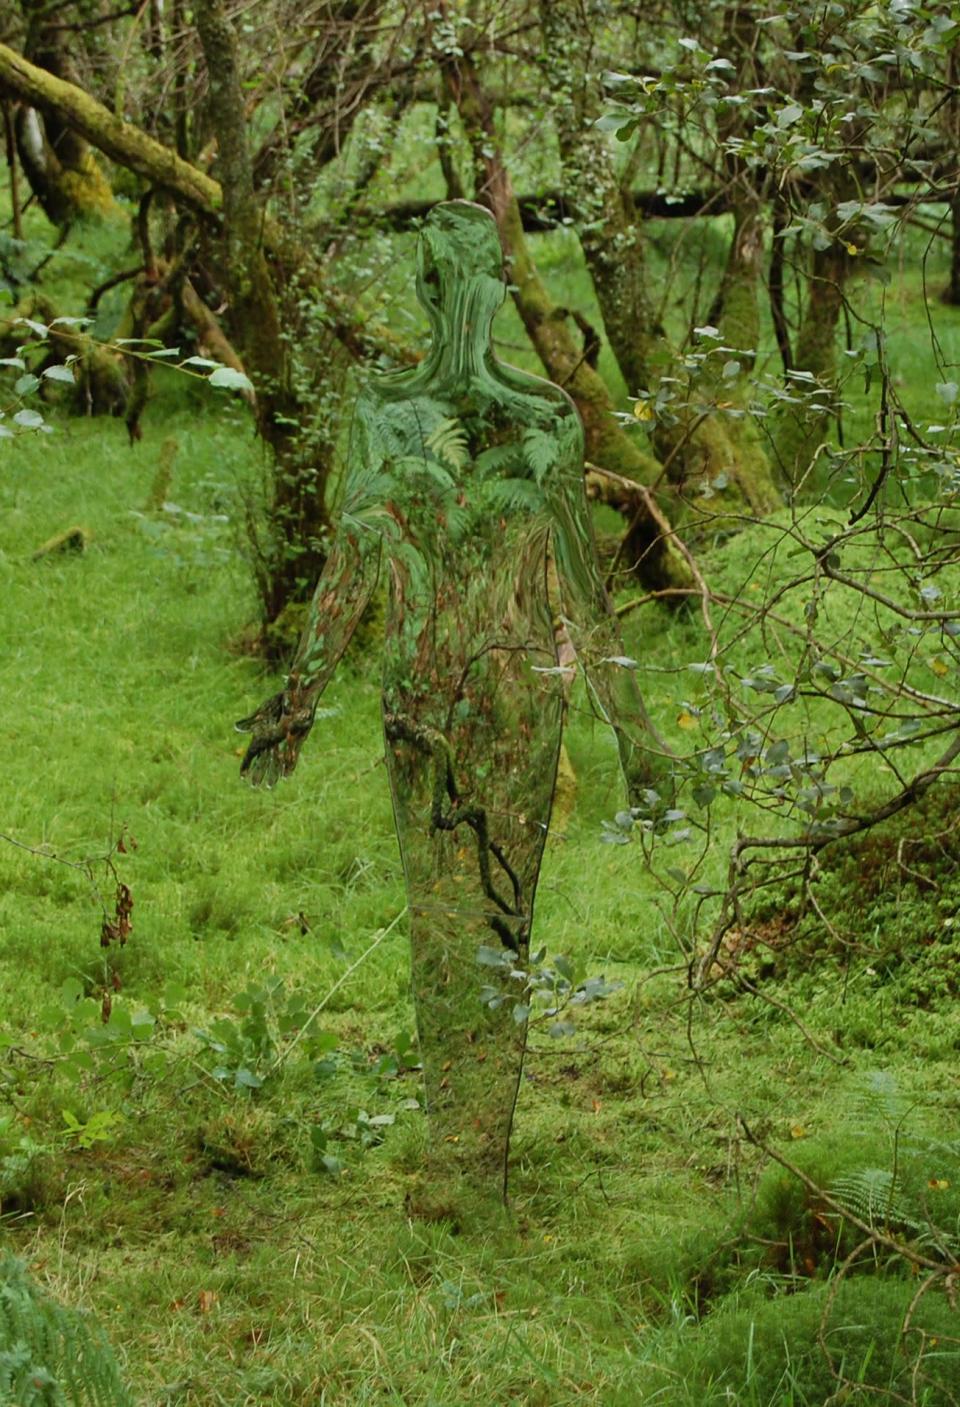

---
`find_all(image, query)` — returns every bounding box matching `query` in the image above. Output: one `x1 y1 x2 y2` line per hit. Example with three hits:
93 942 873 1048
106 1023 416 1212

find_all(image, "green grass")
2 391 959 1404
3 196 960 1403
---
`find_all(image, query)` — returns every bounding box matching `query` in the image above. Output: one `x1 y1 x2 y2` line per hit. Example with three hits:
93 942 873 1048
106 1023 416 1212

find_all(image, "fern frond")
829 1168 925 1235
426 418 469 470
483 479 545 515
0 1257 132 1407
521 429 558 482
851 1070 908 1132
474 443 523 476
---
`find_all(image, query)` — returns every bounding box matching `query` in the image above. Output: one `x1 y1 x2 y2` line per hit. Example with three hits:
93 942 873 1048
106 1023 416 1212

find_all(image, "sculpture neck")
425 284 499 386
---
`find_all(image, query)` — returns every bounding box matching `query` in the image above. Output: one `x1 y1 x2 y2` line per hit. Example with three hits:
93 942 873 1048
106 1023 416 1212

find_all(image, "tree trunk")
945 43 960 306
537 0 663 399
2 99 21 239
16 2 116 225
195 0 332 629
537 0 781 532
773 241 849 484
445 37 692 594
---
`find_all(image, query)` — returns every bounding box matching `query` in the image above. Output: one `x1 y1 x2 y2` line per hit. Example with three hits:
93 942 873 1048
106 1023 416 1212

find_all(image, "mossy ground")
2 203 960 1404
2 396 959 1403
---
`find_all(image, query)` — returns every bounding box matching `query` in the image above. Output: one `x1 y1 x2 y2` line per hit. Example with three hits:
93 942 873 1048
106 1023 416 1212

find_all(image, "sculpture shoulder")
495 360 580 423
354 381 447 423
352 363 582 451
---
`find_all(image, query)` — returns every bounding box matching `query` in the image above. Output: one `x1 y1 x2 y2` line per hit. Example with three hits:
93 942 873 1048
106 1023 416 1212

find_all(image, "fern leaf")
425 417 469 470
0 1257 132 1407
830 1168 924 1234
474 443 523 476
483 479 545 515
521 429 558 482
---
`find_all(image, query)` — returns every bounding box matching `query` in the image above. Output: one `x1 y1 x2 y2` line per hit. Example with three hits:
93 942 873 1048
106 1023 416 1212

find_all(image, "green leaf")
42 365 75 384
61 979 84 1008
208 365 255 393
777 103 803 128
476 944 512 968
594 113 632 133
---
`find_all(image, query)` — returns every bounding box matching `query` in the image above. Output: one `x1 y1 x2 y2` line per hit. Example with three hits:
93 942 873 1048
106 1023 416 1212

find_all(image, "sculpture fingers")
239 741 286 788
235 691 285 734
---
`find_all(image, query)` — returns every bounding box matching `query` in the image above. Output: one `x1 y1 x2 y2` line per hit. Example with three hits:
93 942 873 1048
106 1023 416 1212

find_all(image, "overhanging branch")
0 41 220 215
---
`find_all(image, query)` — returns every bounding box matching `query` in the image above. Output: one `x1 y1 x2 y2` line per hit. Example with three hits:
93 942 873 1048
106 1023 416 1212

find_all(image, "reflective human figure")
237 201 656 1201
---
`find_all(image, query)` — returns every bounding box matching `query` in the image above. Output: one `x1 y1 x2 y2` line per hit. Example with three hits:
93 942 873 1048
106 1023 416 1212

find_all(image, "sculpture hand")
235 688 313 787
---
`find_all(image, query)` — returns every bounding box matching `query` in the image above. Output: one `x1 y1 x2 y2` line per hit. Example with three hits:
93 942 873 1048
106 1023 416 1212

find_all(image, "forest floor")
2 211 960 1406
2 399 960 1405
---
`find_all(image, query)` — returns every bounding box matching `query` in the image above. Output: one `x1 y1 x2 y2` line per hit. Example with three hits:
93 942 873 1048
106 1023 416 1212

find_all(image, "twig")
734 972 847 1066
738 1117 956 1273
269 906 407 1073
0 831 95 875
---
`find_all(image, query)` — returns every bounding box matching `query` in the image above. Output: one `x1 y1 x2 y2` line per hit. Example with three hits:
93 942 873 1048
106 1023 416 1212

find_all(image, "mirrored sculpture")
238 201 655 1202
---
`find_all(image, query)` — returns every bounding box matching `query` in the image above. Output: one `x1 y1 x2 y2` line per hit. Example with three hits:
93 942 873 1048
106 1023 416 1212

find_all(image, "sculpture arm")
549 442 669 802
236 514 382 788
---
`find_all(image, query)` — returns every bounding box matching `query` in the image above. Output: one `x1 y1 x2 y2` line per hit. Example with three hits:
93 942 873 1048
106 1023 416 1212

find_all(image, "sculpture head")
416 201 506 333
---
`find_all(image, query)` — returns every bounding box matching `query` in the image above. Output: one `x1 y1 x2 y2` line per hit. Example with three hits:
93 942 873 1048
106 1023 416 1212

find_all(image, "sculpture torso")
356 337 583 945
238 202 650 1199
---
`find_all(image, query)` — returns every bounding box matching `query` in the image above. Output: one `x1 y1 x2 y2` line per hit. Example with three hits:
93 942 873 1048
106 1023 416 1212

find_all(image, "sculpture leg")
406 900 528 1199
383 697 561 1207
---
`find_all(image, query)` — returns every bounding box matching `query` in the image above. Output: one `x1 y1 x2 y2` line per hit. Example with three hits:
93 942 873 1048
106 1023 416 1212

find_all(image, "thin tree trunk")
195 0 331 627
950 198 960 306
172 0 189 158
538 0 780 528
445 37 692 593
769 199 792 371
946 43 960 306
2 99 21 239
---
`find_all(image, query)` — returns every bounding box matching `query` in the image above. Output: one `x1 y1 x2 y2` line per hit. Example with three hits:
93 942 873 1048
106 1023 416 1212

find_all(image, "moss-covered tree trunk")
690 200 781 520
195 0 332 633
0 35 414 369
445 38 691 593
15 1 115 225
537 0 663 399
772 239 849 484
0 40 221 212
538 0 780 533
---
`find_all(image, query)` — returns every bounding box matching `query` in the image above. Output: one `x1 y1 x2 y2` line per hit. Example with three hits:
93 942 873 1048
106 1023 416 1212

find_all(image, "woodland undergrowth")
1 216 960 1404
